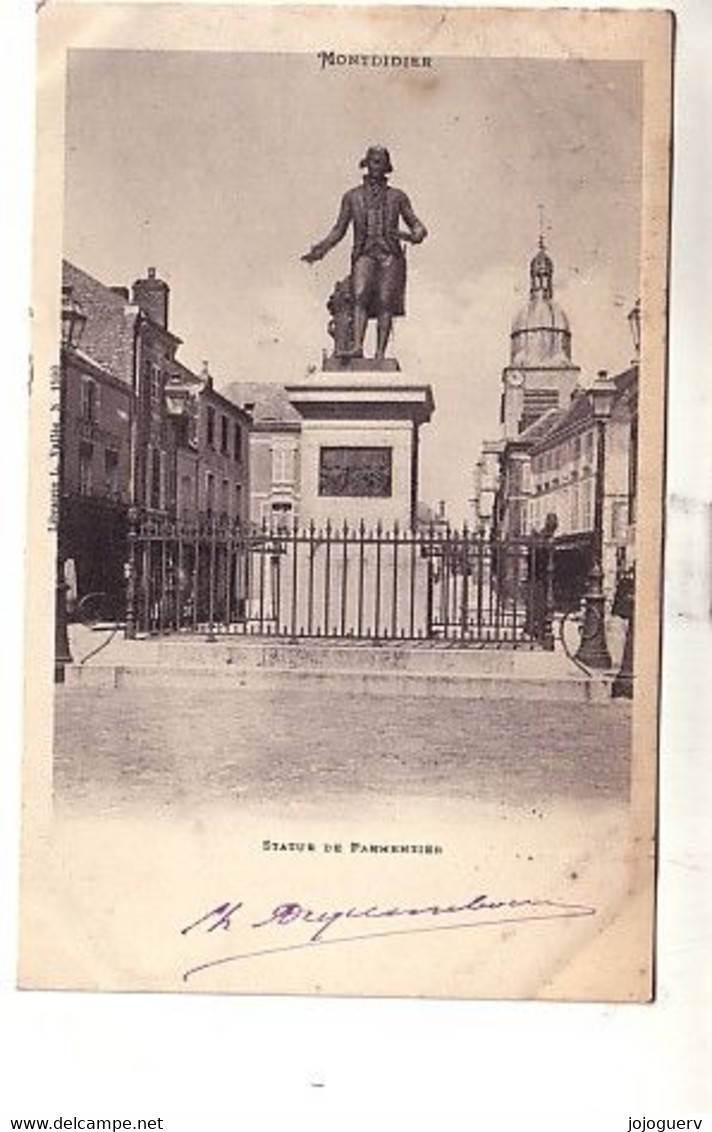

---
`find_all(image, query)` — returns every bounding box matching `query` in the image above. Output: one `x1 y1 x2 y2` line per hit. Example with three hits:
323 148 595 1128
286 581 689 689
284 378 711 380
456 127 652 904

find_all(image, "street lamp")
55 285 86 682
627 298 641 358
610 297 641 697
61 285 87 351
575 369 616 670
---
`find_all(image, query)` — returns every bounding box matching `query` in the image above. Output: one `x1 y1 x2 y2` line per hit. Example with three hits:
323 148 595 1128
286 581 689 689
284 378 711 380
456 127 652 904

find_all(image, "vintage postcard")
21 3 672 1000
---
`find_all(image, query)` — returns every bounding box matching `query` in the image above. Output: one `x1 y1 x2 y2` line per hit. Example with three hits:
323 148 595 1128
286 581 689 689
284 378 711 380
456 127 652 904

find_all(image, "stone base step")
68 626 593 679
63 662 613 703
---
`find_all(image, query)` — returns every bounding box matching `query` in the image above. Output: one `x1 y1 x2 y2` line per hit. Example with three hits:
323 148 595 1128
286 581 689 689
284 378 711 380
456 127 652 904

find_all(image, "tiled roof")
167 364 251 425
68 345 121 385
223 381 302 425
62 260 139 386
518 407 565 443
613 365 638 395
530 391 594 449
526 367 637 451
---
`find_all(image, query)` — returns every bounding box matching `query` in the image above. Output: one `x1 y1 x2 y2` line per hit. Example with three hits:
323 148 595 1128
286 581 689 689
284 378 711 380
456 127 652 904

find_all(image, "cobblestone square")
54 685 631 813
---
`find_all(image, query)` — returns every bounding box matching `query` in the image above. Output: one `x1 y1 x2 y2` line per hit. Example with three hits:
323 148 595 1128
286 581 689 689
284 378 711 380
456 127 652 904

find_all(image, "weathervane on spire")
537 202 546 248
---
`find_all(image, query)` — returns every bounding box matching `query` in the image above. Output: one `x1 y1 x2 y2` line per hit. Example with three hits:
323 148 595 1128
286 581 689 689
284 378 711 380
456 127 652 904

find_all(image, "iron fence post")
425 524 434 639
125 506 138 640
459 527 470 640
373 520 382 640
542 533 555 651
612 566 635 698
206 516 217 641
54 560 72 683
342 519 350 638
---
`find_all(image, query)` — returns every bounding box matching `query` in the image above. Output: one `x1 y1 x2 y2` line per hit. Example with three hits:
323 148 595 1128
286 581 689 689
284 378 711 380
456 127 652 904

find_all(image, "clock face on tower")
507 369 525 388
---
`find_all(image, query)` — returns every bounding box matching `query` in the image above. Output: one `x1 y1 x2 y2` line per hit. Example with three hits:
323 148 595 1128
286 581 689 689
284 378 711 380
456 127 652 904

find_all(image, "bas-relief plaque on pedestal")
19 5 673 1020
318 446 393 499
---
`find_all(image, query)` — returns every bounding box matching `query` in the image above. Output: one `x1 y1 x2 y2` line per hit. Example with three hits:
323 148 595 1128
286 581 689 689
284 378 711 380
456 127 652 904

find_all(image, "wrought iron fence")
126 514 555 649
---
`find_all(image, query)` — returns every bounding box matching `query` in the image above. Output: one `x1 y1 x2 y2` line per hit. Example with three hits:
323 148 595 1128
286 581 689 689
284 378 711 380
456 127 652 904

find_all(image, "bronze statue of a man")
302 146 427 361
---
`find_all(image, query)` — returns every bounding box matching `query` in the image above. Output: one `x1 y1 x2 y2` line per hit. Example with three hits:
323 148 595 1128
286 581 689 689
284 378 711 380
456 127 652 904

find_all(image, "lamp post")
61 285 87 353
612 564 635 697
611 299 641 697
55 285 86 682
575 369 616 669
627 298 641 359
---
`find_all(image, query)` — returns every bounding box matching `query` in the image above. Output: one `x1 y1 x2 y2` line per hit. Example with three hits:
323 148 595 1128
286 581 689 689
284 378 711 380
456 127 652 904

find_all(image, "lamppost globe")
590 369 616 419
61 285 87 351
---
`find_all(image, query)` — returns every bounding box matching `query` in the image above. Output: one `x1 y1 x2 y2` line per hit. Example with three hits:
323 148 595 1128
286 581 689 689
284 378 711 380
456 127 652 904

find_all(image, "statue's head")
359 145 393 177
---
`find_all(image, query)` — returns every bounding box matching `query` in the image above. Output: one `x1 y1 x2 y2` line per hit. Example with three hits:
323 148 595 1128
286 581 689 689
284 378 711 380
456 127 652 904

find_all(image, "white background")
1 0 710 1124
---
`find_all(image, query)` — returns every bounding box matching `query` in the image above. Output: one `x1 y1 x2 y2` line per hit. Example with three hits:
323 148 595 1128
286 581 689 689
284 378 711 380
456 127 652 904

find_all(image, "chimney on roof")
110 286 130 301
132 266 169 329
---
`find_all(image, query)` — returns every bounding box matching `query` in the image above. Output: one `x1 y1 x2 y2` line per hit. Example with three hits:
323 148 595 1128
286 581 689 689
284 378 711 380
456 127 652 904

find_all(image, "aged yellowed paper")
21 3 672 1000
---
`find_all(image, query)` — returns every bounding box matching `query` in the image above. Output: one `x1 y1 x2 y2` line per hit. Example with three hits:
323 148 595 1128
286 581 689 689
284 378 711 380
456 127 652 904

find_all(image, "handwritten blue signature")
180 893 596 982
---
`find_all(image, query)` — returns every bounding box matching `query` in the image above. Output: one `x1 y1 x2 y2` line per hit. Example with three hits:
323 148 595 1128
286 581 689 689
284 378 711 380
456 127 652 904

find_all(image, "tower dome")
510 238 572 366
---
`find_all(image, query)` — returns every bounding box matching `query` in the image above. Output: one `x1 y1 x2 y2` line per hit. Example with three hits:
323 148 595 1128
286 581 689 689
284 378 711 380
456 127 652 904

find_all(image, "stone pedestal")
285 370 434 529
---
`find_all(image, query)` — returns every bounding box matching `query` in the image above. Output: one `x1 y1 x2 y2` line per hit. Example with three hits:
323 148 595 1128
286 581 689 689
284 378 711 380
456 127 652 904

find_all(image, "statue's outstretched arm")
302 193 351 263
399 193 427 245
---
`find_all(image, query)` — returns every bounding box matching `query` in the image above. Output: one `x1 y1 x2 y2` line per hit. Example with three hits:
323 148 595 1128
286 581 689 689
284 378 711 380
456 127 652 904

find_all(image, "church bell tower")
501 236 580 438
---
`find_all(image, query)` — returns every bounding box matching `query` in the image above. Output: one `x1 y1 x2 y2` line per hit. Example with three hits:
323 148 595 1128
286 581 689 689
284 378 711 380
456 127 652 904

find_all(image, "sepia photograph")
20 4 672 1001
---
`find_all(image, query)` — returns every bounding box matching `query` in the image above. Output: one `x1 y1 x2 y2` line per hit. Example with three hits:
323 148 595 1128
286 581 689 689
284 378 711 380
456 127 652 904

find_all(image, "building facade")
473 238 639 610
131 269 184 517
59 262 252 617
224 382 302 528
470 440 503 536
168 362 251 525
492 368 639 609
59 334 132 612
62 261 183 521
524 367 638 608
